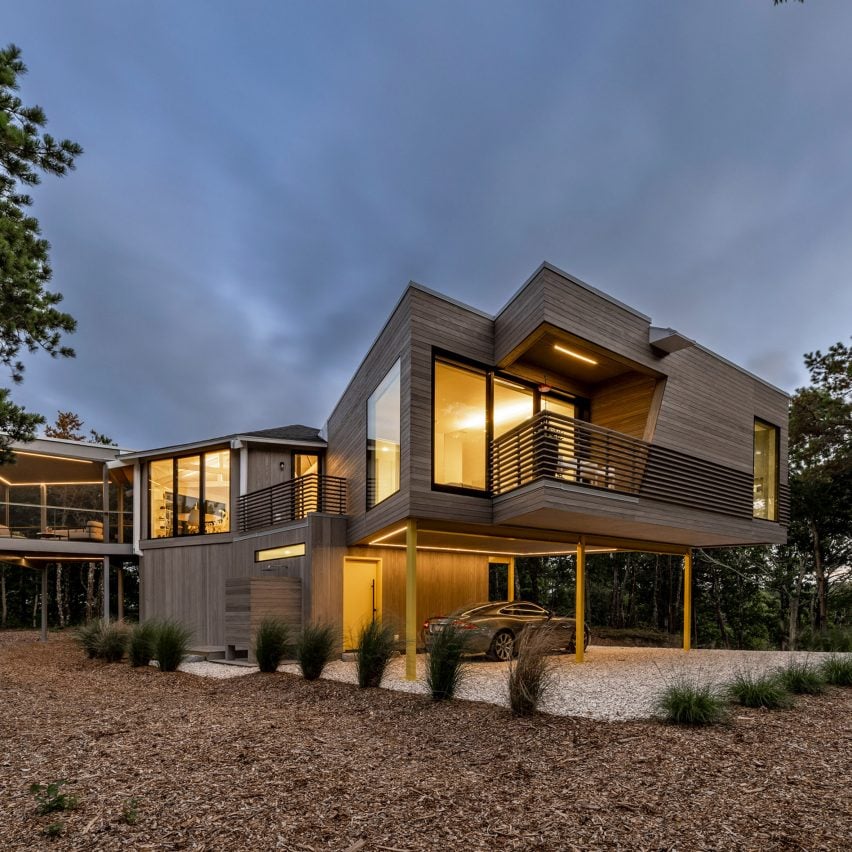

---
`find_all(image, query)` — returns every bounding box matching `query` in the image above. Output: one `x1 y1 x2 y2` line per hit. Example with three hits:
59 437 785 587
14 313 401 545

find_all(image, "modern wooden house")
123 262 788 676
4 263 787 675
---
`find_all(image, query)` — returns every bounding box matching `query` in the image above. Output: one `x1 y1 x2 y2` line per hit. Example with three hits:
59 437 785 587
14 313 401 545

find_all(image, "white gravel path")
183 647 844 720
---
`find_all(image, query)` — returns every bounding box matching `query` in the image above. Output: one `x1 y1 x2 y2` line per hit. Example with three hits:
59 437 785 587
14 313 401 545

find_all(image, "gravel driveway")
184 645 842 720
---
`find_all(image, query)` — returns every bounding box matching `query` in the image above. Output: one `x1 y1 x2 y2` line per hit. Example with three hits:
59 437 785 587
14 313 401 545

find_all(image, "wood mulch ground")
0 632 850 851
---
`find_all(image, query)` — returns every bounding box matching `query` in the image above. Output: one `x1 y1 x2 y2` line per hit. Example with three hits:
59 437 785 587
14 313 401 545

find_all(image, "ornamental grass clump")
297 623 337 681
94 622 129 663
654 677 727 725
75 621 103 659
425 623 469 701
820 654 852 687
355 620 396 688
506 625 557 716
254 618 291 673
728 670 792 709
778 659 826 695
152 619 191 672
128 621 158 668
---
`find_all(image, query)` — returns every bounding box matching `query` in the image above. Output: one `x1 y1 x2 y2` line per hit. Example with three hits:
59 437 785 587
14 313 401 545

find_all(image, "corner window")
434 359 487 490
149 449 230 538
753 420 778 520
367 360 401 508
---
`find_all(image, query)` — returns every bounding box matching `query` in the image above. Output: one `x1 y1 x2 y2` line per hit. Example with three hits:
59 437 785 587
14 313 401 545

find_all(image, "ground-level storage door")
342 558 381 651
224 576 303 661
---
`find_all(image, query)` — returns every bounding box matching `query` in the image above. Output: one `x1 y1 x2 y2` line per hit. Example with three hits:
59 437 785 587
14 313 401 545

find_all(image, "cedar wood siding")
325 292 412 544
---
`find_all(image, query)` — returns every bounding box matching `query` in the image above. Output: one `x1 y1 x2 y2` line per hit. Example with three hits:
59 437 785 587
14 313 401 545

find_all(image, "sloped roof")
242 425 322 442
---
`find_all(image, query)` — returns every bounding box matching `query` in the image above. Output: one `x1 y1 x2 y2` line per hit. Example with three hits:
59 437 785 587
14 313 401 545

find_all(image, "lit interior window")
255 542 306 562
367 360 401 508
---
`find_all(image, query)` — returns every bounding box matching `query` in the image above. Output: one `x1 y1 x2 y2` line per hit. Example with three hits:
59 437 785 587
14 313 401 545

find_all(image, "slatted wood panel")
224 576 303 655
247 447 291 492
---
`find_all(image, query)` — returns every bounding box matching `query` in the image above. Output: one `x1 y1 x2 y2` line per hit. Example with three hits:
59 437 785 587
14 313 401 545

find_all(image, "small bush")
122 798 140 825
152 619 191 672
44 821 64 838
94 623 129 663
128 621 158 668
356 620 396 688
297 623 337 681
655 677 727 725
507 625 557 716
30 780 79 815
75 621 104 659
798 626 852 653
425 623 469 700
254 618 291 673
728 670 792 709
820 655 852 687
778 659 826 695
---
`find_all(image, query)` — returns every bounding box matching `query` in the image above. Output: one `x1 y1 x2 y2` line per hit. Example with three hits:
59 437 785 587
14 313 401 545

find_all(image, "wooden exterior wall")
590 373 658 439
345 545 489 642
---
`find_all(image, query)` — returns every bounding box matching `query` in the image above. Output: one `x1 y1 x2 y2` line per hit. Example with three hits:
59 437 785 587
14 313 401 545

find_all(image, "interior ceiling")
0 453 103 485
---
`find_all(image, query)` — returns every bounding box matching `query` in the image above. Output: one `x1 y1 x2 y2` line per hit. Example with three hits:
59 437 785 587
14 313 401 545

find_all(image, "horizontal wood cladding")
325 293 412 543
591 373 657 439
346 545 488 640
406 288 495 529
494 480 787 548
224 576 303 656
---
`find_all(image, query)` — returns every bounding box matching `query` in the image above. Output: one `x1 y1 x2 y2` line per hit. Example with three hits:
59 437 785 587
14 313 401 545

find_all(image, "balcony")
1 502 133 544
238 474 347 533
491 410 784 522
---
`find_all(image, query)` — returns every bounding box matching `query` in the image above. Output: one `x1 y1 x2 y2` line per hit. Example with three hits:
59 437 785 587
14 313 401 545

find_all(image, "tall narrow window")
434 360 487 490
150 459 174 538
203 450 230 533
367 360 401 508
753 420 779 520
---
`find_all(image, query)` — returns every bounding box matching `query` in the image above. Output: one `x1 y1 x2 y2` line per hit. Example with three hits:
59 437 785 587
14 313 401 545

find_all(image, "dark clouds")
5 1 850 448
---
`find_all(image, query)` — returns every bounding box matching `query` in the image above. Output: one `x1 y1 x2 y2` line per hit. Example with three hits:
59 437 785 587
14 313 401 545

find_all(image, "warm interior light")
16 451 97 464
554 344 598 365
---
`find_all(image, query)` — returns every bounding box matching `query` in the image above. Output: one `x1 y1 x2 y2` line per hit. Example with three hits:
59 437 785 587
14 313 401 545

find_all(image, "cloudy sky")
4 1 850 449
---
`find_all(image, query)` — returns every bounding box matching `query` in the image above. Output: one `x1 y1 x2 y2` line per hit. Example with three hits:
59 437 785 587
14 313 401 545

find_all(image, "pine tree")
0 44 82 463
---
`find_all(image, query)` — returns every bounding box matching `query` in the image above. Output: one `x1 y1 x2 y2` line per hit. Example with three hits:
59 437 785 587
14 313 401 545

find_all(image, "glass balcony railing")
1 502 134 544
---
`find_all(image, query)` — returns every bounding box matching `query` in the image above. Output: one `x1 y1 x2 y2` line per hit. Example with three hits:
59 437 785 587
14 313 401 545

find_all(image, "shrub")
94 623 129 663
152 619 191 672
655 677 727 725
122 798 140 825
507 625 557 716
425 623 469 700
254 618 291 673
798 626 852 653
728 670 792 709
128 621 158 668
820 655 852 687
355 620 396 688
778 659 826 695
75 620 104 659
30 780 79 815
297 623 337 681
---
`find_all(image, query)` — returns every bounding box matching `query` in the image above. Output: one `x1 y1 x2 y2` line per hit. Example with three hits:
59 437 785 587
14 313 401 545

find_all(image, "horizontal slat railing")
491 410 756 520
238 474 347 533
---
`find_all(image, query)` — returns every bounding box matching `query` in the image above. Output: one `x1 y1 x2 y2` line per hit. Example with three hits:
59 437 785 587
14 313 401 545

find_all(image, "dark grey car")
423 600 591 661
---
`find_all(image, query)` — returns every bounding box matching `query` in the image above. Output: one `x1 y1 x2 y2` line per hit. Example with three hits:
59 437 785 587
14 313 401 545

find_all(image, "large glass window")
492 378 534 440
753 420 779 521
434 360 487 490
149 450 231 538
367 360 401 508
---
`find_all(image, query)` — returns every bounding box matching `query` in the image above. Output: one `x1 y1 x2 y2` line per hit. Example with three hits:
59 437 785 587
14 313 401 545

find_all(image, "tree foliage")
44 410 114 446
0 43 82 462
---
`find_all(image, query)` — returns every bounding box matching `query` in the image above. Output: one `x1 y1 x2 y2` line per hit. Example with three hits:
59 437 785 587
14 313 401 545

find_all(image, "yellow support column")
507 557 515 602
575 537 586 663
683 549 692 652
405 519 417 681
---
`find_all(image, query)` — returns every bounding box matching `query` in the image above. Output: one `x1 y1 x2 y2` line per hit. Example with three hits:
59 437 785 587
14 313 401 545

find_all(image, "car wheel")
488 630 515 662
566 629 591 654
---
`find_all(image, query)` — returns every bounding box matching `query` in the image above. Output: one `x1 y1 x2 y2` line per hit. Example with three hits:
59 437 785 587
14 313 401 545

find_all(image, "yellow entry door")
343 558 381 651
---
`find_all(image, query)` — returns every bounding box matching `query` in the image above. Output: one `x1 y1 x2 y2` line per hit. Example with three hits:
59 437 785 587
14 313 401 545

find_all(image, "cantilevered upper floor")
325 262 789 550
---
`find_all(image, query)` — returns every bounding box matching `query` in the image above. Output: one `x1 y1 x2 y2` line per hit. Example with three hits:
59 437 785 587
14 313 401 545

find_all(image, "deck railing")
491 410 767 520
237 474 347 533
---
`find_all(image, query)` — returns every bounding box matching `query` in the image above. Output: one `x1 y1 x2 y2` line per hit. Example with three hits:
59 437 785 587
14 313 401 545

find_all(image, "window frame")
430 348 589 497
147 447 231 539
366 358 402 511
752 418 780 522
